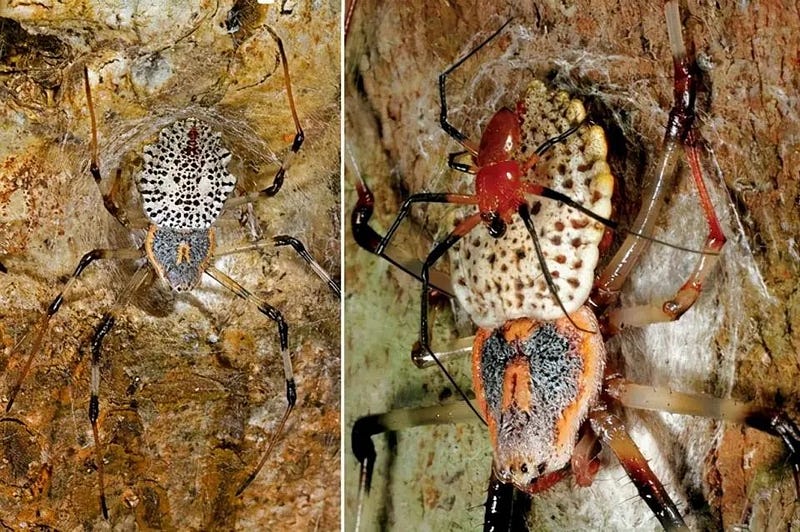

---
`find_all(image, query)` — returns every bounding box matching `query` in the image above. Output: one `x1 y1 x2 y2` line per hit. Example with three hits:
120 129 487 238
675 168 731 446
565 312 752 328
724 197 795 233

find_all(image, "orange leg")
594 1 725 331
588 408 688 531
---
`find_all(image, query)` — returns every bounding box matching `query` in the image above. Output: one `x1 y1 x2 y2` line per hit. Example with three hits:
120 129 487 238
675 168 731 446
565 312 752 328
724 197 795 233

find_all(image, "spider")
348 4 794 526
0 5 339 529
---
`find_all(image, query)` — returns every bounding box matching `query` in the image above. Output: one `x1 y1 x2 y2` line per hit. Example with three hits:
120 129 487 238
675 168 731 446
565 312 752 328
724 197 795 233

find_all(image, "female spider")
346 1 799 529
0 3 339 529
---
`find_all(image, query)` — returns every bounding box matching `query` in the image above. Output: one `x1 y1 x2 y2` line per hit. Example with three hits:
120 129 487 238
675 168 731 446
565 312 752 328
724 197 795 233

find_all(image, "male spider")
349 3 797 526
1 24 339 524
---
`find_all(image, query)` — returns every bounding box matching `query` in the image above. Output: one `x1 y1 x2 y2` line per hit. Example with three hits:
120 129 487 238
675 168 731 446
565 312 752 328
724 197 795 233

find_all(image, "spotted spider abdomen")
136 118 235 230
472 307 605 491
450 81 613 328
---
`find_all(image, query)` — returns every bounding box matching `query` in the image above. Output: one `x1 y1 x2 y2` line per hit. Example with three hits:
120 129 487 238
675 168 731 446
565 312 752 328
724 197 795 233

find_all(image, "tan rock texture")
0 0 340 529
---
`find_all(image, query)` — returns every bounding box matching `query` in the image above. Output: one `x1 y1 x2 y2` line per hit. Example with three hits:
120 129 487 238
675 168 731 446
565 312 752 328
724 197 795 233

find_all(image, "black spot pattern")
136 118 235 230
448 81 613 328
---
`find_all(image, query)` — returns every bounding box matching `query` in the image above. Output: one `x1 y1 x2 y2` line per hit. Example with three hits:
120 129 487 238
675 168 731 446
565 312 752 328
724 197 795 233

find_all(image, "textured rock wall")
0 0 340 529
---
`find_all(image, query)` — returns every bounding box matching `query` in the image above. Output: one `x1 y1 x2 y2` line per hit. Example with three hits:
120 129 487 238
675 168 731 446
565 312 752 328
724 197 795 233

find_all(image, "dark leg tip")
236 472 258 497
101 496 109 520
351 416 379 465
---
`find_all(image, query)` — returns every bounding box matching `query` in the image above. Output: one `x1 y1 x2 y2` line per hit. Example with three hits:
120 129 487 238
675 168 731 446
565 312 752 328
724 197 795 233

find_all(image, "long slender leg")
418 213 485 421
604 377 800 491
588 408 688 531
226 27 304 208
352 177 454 297
83 68 148 229
411 334 473 368
377 192 478 254
344 0 357 40
518 203 593 333
4 247 143 412
593 1 726 329
439 19 512 153
213 235 340 298
609 129 727 328
87 265 151 519
352 402 529 532
203 266 293 496
273 235 340 298
352 401 478 532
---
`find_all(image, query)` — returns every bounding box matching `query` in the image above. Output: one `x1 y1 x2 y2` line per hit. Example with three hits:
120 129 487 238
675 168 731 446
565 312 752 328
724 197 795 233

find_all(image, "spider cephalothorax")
451 81 613 328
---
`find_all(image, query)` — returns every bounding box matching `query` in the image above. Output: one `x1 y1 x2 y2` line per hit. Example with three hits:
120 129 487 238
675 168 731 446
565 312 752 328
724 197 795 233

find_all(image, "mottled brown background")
0 0 340 529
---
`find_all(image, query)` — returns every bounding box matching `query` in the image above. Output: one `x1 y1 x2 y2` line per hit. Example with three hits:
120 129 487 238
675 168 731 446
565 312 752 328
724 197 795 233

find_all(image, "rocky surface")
0 1 340 529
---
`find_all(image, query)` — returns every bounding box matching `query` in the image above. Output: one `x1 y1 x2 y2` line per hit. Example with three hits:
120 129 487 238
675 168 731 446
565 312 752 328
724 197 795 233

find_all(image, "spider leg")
83 67 148 229
571 426 602 487
344 0 358 40
86 264 151 520
523 179 709 255
588 408 689 531
4 248 143 412
608 128 726 329
203 266 293 496
518 203 596 334
411 334 473 368
439 19 513 154
272 235 340 298
228 27 304 207
533 122 583 156
351 401 478 531
213 235 340 298
418 212 485 422
448 151 478 174
351 402 529 532
352 177 454 296
594 1 726 329
605 377 800 495
377 192 478 254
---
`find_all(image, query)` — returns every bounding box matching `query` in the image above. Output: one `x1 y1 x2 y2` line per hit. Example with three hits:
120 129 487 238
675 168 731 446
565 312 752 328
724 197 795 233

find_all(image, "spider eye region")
145 226 216 292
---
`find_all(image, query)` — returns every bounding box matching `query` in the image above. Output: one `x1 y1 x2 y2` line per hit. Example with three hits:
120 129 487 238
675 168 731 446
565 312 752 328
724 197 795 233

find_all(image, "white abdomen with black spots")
136 118 235 230
449 82 614 329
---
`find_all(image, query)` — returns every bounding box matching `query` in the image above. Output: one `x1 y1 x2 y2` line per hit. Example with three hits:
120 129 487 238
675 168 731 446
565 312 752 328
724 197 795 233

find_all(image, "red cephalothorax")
475 160 525 223
475 108 527 224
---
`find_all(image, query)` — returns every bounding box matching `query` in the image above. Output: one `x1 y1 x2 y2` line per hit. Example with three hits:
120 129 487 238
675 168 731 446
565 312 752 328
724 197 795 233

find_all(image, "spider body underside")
346 3 797 526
